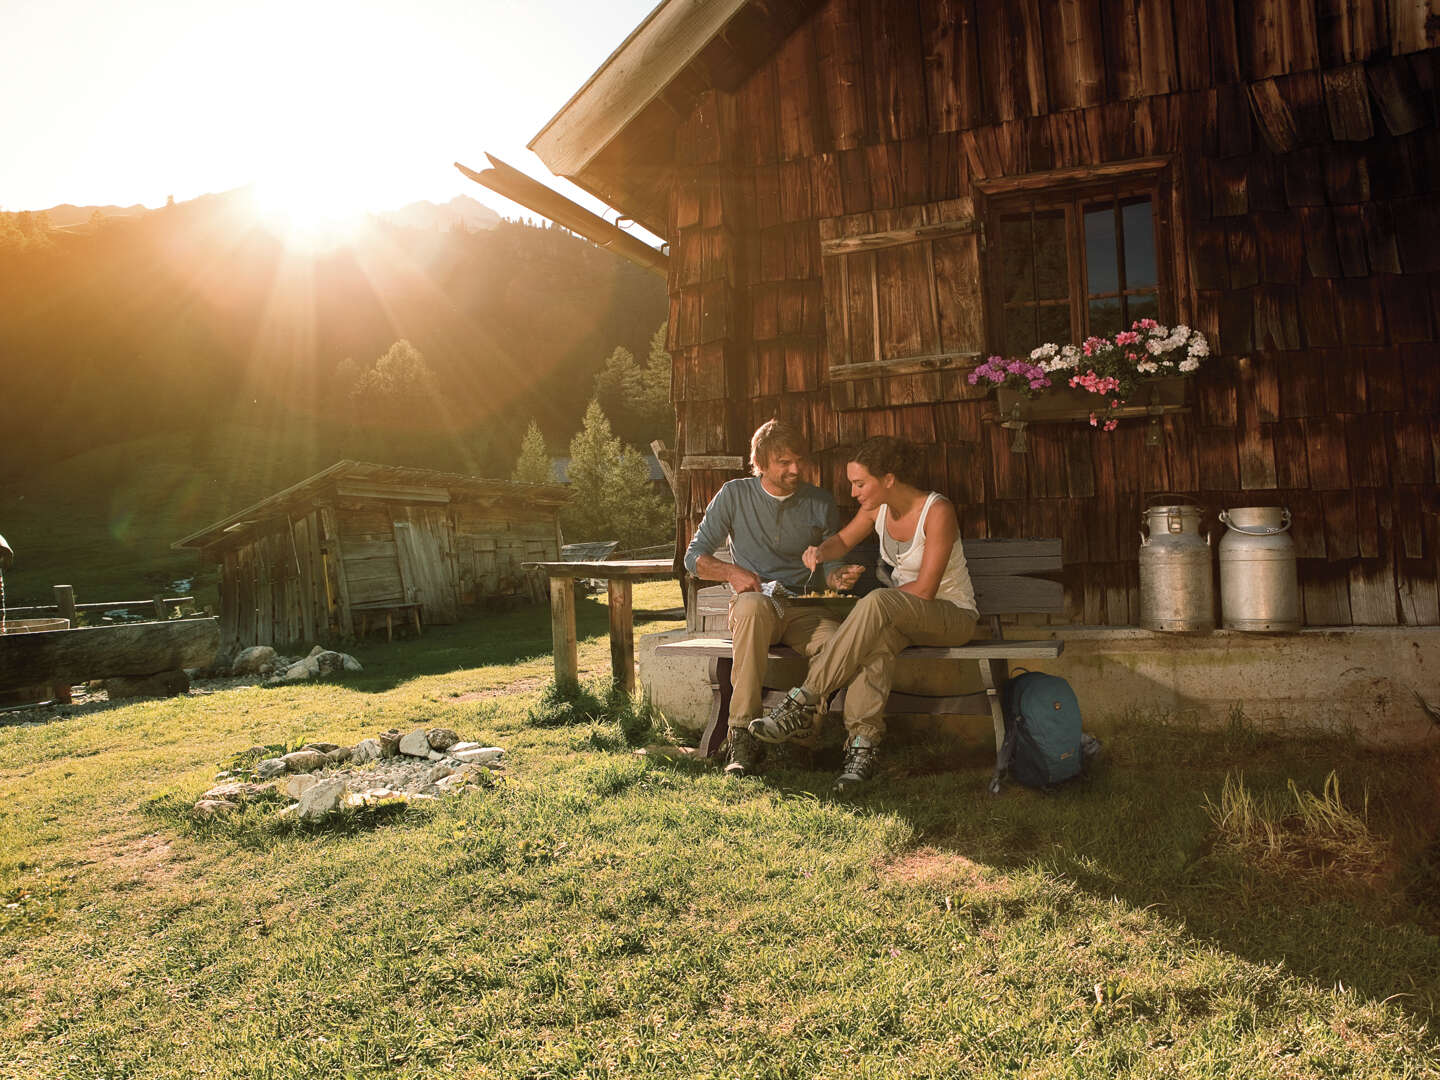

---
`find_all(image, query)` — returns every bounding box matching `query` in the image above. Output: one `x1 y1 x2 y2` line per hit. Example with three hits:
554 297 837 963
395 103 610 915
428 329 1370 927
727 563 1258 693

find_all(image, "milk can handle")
1218 508 1292 535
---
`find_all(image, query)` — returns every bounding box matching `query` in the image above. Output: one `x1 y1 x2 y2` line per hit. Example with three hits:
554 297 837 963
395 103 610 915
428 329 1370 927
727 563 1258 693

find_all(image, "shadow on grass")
658 719 1440 1030
286 591 681 694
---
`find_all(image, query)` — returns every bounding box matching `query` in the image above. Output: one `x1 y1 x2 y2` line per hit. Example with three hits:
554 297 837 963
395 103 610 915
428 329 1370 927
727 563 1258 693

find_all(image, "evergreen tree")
561 400 670 549
511 420 552 484
350 339 437 428
592 323 674 449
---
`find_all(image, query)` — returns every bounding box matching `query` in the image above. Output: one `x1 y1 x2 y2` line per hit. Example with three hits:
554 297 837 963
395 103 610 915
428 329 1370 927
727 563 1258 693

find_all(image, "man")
684 420 862 776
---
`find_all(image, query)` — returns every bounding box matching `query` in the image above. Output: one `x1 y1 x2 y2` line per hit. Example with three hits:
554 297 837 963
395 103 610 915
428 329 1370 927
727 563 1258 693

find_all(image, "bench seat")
658 537 1068 776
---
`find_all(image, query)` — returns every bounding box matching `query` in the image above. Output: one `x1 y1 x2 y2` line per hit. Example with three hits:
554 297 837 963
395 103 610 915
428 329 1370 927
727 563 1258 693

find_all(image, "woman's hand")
826 564 864 592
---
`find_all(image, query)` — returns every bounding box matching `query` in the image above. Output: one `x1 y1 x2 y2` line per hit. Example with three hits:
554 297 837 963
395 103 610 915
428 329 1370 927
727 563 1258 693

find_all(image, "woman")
747 436 978 792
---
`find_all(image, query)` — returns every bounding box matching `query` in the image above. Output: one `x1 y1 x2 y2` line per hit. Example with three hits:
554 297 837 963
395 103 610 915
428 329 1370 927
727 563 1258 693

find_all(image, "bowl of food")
787 591 860 616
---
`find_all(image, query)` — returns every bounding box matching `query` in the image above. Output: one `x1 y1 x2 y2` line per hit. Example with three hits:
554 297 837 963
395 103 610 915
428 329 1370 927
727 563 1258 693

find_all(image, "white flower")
1146 340 1164 355
1188 338 1209 358
1179 357 1199 373
1173 324 1191 338
1137 359 1159 374
1030 343 1058 360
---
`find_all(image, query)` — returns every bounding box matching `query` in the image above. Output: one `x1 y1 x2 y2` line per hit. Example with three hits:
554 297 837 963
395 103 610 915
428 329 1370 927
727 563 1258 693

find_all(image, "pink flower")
1089 412 1099 427
1133 318 1159 330
1103 419 1119 431
1115 331 1140 345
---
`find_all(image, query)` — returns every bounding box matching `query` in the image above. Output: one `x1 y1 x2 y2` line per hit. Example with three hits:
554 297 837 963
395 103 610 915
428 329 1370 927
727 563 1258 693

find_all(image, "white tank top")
875 493 978 613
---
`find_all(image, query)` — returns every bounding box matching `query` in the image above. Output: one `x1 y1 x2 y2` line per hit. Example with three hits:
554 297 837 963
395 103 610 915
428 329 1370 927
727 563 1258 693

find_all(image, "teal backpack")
990 670 1089 793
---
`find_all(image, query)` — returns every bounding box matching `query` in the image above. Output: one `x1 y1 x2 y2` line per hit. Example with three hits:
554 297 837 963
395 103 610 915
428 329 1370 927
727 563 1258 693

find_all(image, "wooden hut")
522 0 1440 629
175 461 569 651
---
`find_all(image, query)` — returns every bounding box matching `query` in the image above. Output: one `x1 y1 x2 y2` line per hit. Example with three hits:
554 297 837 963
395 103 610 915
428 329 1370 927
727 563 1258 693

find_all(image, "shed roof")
173 460 569 552
528 0 825 236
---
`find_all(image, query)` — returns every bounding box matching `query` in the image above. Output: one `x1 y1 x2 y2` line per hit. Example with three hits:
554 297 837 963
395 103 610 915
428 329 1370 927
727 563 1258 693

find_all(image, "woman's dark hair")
851 436 923 486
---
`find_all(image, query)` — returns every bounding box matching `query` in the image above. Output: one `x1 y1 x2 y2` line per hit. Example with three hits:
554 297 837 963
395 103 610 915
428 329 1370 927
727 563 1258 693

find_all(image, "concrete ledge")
639 625 1440 745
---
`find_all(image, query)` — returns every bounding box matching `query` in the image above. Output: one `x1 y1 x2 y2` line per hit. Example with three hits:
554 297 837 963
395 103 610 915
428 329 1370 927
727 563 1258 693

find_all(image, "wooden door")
393 508 460 624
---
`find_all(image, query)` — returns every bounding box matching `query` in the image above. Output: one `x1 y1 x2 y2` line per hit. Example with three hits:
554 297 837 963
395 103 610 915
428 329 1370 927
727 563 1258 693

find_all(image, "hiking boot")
747 687 821 743
833 735 880 793
724 726 764 777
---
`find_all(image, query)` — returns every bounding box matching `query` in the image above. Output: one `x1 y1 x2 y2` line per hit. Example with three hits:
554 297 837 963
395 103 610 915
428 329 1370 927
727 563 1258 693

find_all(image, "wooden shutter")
820 198 986 381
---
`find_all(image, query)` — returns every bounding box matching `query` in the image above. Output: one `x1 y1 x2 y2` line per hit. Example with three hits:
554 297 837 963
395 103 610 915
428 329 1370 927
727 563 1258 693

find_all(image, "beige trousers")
804 588 977 743
727 592 838 731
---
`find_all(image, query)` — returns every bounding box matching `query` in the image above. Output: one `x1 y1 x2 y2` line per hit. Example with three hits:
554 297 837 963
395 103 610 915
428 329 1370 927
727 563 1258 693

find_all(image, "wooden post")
153 594 167 620
549 575 578 687
54 585 76 626
607 579 635 695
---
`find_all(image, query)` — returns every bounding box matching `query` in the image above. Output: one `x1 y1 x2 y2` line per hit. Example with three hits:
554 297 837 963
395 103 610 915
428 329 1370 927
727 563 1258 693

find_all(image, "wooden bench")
351 600 423 642
656 538 1065 776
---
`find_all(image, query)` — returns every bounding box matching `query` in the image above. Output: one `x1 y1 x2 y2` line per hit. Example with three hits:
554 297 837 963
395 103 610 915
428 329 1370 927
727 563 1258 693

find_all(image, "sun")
250 173 371 252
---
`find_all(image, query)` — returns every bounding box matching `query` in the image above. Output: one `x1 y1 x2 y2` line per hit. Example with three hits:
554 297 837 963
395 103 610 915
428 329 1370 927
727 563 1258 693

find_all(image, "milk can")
1138 504 1215 632
1218 507 1300 631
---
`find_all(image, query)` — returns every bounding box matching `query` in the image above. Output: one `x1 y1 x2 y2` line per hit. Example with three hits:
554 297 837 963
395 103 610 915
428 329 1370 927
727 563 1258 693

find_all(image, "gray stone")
325 746 353 765
426 762 458 784
398 730 431 757
281 749 328 773
201 781 273 803
314 651 346 676
351 738 382 763
433 772 472 793
378 730 402 757
232 646 277 675
280 658 319 682
446 741 482 754
425 728 460 751
341 654 363 672
256 757 288 779
302 742 341 754
450 746 505 767
426 750 445 761
308 645 327 658
193 799 238 817
286 774 320 799
297 778 346 821
103 669 190 699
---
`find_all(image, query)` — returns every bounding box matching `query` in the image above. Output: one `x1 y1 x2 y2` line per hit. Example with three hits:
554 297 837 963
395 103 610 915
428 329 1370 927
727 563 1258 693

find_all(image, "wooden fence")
2 585 202 624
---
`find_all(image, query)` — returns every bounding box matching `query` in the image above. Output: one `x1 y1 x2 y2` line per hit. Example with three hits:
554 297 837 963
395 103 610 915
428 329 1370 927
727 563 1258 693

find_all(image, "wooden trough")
0 617 220 702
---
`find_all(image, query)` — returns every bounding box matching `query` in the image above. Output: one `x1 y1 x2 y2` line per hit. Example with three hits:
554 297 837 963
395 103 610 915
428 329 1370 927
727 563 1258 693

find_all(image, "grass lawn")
2 580 1439 1078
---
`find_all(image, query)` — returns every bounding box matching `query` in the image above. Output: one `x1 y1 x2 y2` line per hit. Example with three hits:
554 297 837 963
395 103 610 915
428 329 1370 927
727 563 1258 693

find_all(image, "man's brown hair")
749 419 807 475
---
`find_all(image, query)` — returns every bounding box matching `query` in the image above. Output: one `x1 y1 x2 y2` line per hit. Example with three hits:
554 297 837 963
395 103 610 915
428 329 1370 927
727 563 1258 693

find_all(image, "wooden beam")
456 157 669 277
973 157 1171 196
0 618 220 693
528 0 754 177
819 218 978 256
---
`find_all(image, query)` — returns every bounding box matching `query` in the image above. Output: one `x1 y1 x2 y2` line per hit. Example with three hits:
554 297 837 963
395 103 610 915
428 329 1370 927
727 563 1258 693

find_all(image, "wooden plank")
1323 64 1375 141
921 0 982 131
1041 0 1106 108
1273 419 1311 487
1300 559 1352 626
1367 56 1431 135
816 0 866 151
0 618 220 692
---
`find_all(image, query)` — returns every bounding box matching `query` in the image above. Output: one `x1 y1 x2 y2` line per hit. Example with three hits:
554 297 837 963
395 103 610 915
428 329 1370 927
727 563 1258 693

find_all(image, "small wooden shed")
175 461 569 651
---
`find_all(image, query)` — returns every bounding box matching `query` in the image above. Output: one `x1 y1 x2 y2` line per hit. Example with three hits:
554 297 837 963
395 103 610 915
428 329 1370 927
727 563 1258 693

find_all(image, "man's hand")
728 565 763 593
826 564 864 592
802 545 822 571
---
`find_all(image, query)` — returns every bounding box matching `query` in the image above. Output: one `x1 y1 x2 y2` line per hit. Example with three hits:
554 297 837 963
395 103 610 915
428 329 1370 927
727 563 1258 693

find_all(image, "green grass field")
3 582 1440 1077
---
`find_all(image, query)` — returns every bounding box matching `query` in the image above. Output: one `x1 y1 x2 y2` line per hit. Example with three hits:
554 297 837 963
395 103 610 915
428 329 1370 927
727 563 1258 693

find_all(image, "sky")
0 0 658 223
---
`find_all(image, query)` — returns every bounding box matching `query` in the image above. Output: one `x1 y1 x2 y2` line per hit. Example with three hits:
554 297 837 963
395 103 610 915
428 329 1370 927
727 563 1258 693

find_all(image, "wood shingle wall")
666 0 1440 627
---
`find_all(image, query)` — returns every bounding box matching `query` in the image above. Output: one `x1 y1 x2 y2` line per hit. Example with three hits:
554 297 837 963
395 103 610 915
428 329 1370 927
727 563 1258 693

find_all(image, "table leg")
607 579 635 696
385 612 394 643
549 576 578 686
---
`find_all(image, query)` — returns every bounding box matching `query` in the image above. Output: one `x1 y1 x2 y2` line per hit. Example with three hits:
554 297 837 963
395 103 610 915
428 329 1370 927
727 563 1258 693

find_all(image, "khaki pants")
804 588 977 743
727 592 838 732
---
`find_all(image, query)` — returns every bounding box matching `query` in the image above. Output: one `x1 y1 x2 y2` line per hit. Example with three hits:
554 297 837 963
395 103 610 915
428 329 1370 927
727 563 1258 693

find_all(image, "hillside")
0 192 666 607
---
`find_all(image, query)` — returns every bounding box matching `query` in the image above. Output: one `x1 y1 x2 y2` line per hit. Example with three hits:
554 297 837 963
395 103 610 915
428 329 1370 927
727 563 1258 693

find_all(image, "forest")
0 192 667 478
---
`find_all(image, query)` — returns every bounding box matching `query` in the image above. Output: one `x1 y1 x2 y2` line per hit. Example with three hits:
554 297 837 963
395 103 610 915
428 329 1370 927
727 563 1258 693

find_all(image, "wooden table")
522 559 673 694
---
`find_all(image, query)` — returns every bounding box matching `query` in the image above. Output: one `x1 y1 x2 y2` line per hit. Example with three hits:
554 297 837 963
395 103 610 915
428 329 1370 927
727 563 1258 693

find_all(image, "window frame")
975 159 1177 359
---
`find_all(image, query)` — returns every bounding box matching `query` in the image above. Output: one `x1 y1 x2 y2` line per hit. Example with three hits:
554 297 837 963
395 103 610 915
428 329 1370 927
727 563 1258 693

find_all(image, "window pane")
1036 304 1071 349
1004 306 1036 356
999 215 1033 303
1126 291 1159 328
1122 198 1157 287
1084 202 1118 295
1032 210 1068 300
1089 298 1123 339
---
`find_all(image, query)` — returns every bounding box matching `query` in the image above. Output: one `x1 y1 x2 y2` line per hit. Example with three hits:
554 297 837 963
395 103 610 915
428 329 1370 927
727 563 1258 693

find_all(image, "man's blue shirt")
683 476 842 590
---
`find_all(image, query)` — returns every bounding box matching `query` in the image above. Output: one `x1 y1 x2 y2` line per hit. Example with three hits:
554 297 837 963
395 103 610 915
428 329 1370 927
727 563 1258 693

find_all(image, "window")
984 168 1171 358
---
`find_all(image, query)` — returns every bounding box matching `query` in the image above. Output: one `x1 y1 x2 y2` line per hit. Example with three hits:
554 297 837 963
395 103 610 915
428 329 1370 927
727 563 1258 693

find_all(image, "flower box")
996 375 1190 424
